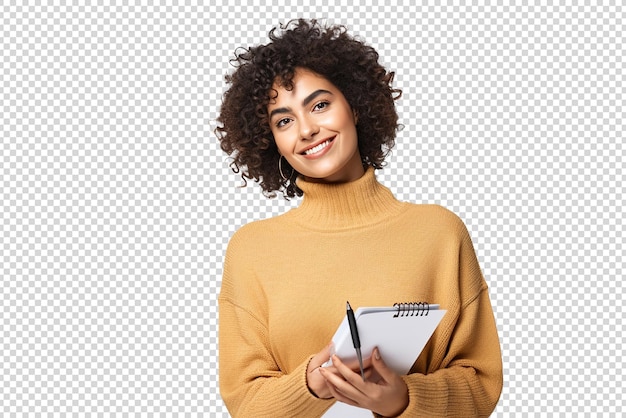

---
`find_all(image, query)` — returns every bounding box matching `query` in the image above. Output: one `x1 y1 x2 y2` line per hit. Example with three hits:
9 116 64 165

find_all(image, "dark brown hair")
215 19 402 198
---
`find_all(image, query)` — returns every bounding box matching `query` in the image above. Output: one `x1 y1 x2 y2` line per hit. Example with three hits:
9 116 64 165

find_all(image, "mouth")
300 137 335 156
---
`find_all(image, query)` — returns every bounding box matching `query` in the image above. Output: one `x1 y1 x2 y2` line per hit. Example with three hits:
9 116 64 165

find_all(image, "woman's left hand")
319 347 409 417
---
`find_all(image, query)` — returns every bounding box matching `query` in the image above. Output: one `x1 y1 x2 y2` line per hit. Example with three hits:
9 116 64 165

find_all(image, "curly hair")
215 19 402 198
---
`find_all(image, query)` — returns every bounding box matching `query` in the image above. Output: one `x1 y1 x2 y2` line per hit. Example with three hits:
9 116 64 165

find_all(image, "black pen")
346 301 365 380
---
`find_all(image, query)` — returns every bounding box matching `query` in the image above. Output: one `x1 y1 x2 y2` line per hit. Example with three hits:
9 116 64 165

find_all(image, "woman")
216 19 502 417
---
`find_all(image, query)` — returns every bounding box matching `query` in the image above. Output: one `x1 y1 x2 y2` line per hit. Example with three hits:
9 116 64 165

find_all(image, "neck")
291 167 405 230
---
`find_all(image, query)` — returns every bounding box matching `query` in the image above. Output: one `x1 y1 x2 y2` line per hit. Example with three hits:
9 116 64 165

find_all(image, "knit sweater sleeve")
218 228 334 418
392 222 503 418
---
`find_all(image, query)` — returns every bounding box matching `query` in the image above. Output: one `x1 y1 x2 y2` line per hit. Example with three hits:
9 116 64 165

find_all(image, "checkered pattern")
1 2 623 417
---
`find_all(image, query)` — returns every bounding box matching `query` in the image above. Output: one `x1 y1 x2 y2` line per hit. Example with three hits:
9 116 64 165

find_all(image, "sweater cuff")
389 375 420 418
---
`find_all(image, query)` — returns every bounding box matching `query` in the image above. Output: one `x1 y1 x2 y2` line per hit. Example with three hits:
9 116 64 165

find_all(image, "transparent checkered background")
1 1 623 416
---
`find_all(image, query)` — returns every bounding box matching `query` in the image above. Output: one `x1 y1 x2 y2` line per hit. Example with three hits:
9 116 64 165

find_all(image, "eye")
276 117 292 128
313 101 330 111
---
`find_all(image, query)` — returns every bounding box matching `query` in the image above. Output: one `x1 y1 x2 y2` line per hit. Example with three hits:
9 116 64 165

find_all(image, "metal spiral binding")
392 302 430 318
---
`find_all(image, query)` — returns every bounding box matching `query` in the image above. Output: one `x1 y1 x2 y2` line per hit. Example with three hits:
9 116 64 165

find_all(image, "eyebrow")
269 89 333 119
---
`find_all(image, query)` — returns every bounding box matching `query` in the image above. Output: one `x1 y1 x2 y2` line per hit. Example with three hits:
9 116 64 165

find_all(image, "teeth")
304 139 331 155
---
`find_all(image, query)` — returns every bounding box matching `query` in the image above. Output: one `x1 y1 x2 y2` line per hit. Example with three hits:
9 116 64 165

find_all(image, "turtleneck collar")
288 167 407 230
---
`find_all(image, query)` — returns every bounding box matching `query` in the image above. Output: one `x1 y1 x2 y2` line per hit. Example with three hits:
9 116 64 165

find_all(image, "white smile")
303 138 333 155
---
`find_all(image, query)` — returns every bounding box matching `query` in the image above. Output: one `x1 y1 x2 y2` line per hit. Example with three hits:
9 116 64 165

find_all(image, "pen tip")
346 301 351 309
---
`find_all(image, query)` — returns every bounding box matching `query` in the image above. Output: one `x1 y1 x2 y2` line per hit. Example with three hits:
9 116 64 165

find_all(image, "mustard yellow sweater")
219 168 503 417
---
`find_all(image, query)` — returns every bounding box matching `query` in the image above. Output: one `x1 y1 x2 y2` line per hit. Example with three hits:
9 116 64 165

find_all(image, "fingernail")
375 348 381 360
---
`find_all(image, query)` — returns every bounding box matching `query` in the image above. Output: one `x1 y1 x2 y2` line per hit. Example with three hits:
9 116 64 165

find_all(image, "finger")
321 364 374 379
326 383 361 407
321 372 362 407
319 366 367 402
366 366 383 384
363 367 376 381
331 355 369 387
371 347 397 383
308 342 333 371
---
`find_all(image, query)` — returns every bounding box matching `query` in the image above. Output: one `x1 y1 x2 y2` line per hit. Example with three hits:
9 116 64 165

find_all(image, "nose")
298 115 319 140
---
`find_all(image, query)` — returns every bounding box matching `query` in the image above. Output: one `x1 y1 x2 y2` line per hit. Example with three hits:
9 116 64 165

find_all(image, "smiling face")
268 68 365 184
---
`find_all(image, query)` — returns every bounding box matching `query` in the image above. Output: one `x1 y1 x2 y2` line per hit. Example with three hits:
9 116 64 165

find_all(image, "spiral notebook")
321 302 446 418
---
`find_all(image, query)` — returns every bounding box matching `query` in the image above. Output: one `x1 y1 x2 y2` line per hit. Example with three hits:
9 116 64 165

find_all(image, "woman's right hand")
306 343 334 399
307 343 375 399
